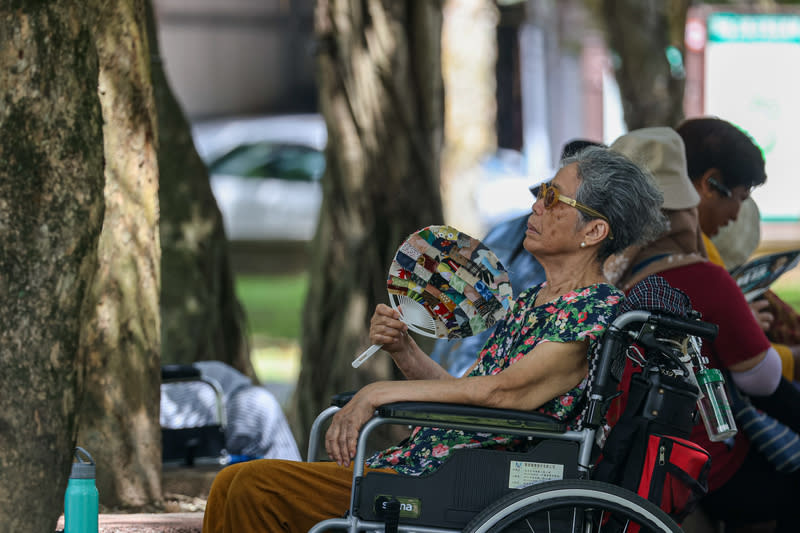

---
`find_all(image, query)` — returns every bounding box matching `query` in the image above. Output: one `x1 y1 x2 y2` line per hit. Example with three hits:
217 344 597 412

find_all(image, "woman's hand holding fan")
352 225 513 368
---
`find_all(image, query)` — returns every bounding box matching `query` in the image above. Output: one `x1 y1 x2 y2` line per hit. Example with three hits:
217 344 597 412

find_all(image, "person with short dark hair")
676 117 766 243
677 117 800 382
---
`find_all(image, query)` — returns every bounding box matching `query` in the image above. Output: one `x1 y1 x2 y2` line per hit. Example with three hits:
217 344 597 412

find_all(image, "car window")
209 143 325 182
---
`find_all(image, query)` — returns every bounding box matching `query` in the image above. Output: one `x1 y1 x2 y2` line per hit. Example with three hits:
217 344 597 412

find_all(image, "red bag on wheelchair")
636 432 710 521
594 358 712 528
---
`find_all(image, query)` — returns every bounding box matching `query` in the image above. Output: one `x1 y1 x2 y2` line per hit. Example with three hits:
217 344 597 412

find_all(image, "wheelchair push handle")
587 310 717 415
606 309 717 340
588 327 629 406
650 313 718 340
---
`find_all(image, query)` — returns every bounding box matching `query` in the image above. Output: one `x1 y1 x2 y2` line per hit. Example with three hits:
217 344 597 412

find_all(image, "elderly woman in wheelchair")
202 146 670 533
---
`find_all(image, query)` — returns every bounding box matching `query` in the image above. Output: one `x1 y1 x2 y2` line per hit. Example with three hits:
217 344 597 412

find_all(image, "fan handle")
351 343 381 368
351 295 438 368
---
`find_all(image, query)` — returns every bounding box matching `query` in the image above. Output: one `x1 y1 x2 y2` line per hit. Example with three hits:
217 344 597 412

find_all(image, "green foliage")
235 273 309 341
696 0 800 4
773 277 800 311
235 273 307 384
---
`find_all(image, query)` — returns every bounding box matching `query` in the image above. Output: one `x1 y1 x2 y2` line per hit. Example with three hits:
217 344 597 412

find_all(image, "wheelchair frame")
306 308 717 533
160 364 227 466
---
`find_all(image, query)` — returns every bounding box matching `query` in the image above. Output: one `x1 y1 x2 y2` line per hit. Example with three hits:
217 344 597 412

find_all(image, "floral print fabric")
366 282 622 476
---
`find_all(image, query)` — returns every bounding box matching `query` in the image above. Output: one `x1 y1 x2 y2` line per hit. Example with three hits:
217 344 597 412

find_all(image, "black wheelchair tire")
462 479 682 533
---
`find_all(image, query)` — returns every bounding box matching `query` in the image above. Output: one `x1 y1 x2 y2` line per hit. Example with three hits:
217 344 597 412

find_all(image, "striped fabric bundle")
728 380 800 472
225 384 301 461
160 361 301 462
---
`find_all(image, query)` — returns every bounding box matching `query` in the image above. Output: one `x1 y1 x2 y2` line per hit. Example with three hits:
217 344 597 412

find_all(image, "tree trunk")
146 1 253 377
77 0 163 509
599 0 690 129
0 4 105 531
290 0 445 454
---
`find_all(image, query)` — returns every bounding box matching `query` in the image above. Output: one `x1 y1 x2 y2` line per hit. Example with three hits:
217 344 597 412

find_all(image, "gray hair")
562 145 667 262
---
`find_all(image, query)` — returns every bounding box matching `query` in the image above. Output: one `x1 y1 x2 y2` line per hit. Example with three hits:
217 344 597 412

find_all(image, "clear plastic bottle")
64 447 99 533
695 368 737 442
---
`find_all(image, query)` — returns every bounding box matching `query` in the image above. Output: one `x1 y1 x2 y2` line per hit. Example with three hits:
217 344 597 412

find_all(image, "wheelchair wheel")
463 479 682 533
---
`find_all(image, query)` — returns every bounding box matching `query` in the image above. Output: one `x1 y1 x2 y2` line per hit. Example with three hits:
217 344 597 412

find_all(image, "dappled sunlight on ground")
251 335 301 385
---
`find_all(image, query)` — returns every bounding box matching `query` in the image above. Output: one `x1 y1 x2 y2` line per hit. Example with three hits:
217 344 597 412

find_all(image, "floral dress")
366 282 622 476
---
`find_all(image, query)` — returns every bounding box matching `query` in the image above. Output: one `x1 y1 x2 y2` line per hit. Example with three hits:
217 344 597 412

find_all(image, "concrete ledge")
56 512 203 533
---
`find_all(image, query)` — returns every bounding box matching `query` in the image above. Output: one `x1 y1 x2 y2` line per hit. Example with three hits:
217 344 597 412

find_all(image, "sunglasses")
530 182 614 240
707 177 732 198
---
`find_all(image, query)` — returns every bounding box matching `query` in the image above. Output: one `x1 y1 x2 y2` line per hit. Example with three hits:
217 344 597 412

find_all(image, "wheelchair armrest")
327 391 565 433
161 364 202 381
330 390 357 407
377 401 567 433
307 399 567 462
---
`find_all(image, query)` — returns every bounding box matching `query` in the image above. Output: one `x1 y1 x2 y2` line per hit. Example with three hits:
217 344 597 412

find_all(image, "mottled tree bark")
0 4 105 531
599 0 690 129
77 0 163 509
290 0 445 454
146 1 253 377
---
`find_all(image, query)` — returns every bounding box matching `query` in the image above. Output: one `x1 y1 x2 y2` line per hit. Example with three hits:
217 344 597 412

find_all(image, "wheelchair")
306 278 719 533
160 364 227 466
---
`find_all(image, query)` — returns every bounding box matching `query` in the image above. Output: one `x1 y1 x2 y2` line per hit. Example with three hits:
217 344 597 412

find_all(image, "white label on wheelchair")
508 460 565 489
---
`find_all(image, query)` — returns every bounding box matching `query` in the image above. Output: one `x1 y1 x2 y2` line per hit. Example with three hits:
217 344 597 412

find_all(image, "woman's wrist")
388 335 418 361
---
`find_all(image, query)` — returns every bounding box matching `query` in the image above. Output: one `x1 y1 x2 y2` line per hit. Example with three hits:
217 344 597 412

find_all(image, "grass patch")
771 275 800 310
235 273 308 340
235 273 308 384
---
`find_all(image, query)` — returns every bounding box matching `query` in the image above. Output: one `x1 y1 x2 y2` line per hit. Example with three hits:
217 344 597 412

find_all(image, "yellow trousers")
202 459 396 533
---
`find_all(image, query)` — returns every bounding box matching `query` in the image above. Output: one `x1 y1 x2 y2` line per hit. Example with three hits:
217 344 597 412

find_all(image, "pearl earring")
580 242 586 248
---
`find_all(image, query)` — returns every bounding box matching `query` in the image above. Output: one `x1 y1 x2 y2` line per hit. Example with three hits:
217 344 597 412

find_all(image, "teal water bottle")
64 447 99 533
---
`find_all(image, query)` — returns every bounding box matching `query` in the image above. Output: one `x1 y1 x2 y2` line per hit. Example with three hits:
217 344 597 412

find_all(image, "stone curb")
56 512 203 533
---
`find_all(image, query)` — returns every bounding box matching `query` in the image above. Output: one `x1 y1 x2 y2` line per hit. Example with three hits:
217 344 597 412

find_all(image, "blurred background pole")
440 0 499 238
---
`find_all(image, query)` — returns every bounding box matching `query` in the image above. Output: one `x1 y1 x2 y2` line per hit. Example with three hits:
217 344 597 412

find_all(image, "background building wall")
154 0 317 119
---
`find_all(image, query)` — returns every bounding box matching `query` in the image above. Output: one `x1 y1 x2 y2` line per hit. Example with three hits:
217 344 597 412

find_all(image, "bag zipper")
648 434 712 513
649 436 670 504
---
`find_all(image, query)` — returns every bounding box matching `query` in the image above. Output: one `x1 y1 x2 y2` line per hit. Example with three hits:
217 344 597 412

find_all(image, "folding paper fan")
352 225 513 368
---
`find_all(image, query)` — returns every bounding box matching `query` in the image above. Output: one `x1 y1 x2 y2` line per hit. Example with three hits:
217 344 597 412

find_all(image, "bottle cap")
696 368 724 386
69 447 96 479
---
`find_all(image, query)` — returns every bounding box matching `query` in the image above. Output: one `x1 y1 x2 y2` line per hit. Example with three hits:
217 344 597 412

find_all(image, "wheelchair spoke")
463 480 681 533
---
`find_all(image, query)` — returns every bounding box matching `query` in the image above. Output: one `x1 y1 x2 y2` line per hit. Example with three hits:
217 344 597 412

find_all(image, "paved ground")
56 512 203 533
56 465 218 532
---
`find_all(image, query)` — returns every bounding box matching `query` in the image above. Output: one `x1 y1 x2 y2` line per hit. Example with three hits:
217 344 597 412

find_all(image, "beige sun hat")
610 127 700 210
711 196 761 269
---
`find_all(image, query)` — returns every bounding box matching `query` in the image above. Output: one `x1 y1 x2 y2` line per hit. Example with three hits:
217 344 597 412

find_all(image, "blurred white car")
192 113 534 242
192 114 327 242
